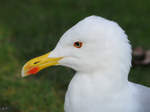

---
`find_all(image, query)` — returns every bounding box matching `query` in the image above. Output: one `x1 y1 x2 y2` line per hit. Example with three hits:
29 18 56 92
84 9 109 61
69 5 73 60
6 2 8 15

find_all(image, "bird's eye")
73 41 83 48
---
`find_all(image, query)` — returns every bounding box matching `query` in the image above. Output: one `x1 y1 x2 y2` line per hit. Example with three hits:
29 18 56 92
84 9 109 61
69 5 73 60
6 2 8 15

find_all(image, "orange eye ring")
73 41 83 48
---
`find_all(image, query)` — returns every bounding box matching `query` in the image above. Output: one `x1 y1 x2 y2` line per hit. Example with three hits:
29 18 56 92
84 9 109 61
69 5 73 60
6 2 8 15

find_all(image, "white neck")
64 68 130 112
75 66 129 93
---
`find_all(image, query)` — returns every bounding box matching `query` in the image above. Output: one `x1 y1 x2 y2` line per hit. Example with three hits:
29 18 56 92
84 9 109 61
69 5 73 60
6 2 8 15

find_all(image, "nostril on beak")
33 61 40 64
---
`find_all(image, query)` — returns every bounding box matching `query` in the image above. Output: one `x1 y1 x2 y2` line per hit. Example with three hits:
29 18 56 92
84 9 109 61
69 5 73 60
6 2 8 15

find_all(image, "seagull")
21 15 150 112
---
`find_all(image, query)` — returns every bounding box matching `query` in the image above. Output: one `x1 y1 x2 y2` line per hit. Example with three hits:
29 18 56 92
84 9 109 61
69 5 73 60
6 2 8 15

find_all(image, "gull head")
22 16 132 77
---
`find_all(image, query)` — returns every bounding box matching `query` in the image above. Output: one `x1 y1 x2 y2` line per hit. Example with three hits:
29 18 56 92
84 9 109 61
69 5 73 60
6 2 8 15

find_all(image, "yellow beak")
21 52 63 77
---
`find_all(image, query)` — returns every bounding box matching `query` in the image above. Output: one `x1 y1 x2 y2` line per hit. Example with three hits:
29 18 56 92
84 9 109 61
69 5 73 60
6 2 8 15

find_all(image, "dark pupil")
75 42 80 47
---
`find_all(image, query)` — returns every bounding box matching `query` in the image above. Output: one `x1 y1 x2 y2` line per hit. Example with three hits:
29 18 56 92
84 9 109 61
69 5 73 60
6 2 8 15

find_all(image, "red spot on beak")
28 67 39 74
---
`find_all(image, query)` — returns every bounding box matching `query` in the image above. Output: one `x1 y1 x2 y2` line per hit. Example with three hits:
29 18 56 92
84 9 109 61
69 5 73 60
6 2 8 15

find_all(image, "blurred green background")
0 0 150 112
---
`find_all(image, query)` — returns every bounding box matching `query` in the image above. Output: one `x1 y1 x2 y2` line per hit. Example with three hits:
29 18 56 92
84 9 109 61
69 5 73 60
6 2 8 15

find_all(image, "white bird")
22 15 150 112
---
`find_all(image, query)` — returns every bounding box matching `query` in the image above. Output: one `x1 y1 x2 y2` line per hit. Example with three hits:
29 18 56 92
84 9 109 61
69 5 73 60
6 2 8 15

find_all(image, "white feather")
49 15 150 112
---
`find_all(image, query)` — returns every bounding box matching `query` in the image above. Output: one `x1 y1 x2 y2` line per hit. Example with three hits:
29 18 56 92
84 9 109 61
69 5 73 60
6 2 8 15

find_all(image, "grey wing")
129 82 150 112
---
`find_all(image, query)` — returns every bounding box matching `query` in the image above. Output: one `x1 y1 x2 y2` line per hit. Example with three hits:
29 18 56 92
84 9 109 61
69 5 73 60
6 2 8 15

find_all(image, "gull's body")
22 16 150 112
65 75 150 112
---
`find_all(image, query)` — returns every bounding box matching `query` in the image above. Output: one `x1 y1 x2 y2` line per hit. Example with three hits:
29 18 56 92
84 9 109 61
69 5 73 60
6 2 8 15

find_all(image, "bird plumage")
22 15 150 112
53 16 150 112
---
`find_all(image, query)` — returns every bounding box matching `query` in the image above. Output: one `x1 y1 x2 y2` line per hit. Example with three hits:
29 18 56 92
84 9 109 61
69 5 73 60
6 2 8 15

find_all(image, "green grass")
0 0 150 111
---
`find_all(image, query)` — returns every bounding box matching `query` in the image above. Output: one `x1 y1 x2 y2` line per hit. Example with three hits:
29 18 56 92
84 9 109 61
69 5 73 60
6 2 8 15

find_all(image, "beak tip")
21 68 27 77
21 74 25 77
21 71 25 78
